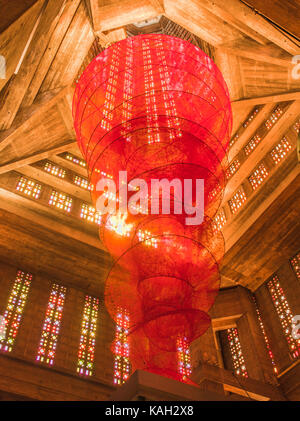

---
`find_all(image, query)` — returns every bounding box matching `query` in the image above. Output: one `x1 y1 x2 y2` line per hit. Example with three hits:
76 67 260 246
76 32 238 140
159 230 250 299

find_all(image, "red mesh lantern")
73 34 232 382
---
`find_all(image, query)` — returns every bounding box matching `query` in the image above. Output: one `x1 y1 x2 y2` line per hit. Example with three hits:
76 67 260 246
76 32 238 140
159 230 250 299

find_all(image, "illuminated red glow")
73 34 232 382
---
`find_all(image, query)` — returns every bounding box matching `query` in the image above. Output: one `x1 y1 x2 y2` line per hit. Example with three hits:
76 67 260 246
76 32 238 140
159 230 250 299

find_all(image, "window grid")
77 295 99 376
213 209 227 232
229 106 261 148
16 176 41 199
242 107 260 128
226 159 241 179
44 162 66 178
290 252 300 281
74 175 91 190
265 106 283 130
244 134 262 156
293 118 300 134
248 163 269 190
252 295 278 374
270 137 292 165
229 133 239 148
80 203 102 225
65 153 87 168
36 284 66 365
0 271 32 353
48 190 72 213
227 328 248 378
267 275 300 359
177 337 192 381
114 309 130 385
229 187 247 214
208 183 221 201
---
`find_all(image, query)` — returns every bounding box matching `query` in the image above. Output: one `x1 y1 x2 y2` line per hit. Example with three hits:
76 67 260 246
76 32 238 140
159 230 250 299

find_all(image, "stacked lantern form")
73 34 232 382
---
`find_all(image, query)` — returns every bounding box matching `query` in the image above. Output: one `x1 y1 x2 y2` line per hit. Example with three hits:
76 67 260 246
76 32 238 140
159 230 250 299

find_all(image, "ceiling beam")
89 0 164 32
219 38 294 68
97 27 127 48
0 140 76 175
21 0 81 108
231 91 300 109
194 0 267 45
18 162 90 202
0 0 68 130
0 86 75 172
164 0 242 46
199 0 299 55
243 0 300 39
228 103 275 161
224 100 300 202
0 0 43 92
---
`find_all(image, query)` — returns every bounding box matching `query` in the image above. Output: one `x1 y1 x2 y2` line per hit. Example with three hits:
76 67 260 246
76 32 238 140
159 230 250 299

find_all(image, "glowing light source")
226 159 240 179
267 275 300 359
270 137 292 165
48 190 72 213
213 209 227 232
65 153 86 167
248 163 269 190
16 176 41 199
106 213 133 237
0 270 32 352
265 106 283 130
44 162 66 178
37 283 66 365
177 337 192 381
80 203 102 225
77 295 99 376
290 252 300 281
227 328 248 378
113 309 130 385
252 295 278 374
229 187 247 214
244 134 262 156
73 34 232 382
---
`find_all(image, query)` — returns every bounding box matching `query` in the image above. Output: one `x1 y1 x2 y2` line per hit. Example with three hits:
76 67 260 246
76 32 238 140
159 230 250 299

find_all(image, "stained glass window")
16 176 41 199
177 337 192 381
267 275 300 359
48 190 72 212
0 270 32 353
80 203 102 225
74 175 91 190
65 153 87 168
113 309 130 385
226 159 241 179
227 328 248 377
230 107 261 148
248 163 269 190
290 252 300 281
213 208 227 232
293 118 300 134
252 295 278 374
44 162 66 178
244 134 262 156
77 295 99 376
229 133 239 148
36 283 66 365
270 137 292 165
265 106 283 130
229 187 247 214
242 107 260 128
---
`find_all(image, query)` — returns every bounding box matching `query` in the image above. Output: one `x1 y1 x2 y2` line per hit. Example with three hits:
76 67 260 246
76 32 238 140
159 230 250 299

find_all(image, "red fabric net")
72 34 232 382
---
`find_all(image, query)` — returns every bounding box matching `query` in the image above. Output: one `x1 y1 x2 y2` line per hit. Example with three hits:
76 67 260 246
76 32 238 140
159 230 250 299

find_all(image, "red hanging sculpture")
73 34 232 383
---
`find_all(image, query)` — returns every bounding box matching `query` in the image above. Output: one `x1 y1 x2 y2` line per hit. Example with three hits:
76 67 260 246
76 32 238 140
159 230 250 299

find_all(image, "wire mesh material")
73 34 232 382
